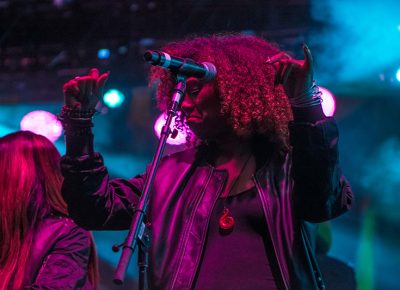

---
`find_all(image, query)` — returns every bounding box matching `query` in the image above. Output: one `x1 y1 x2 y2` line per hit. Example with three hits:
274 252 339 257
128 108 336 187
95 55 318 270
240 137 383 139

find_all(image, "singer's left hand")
266 44 314 100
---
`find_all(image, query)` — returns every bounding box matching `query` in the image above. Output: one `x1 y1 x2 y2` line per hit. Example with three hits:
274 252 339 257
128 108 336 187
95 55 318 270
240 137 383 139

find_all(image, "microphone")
143 50 217 81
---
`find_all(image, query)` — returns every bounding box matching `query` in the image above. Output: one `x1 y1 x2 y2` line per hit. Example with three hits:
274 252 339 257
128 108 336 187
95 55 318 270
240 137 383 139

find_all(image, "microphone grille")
201 62 217 82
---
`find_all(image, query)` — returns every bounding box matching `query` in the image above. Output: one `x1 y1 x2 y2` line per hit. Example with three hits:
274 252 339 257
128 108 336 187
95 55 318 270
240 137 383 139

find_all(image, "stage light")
20 110 63 142
319 87 336 117
241 29 256 35
0 1 9 9
118 45 128 55
139 38 155 47
147 1 156 10
53 0 70 8
396 68 400 82
97 48 110 59
154 113 187 146
130 2 139 12
103 89 125 108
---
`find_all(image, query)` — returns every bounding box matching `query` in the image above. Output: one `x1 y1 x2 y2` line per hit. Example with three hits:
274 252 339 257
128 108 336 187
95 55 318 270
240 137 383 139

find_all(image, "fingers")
90 68 99 79
266 46 312 68
281 63 294 86
74 68 107 97
266 52 295 85
267 57 294 86
266 46 313 86
76 76 88 99
265 52 292 64
63 79 79 95
64 68 108 109
63 79 80 107
95 72 109 96
302 44 313 73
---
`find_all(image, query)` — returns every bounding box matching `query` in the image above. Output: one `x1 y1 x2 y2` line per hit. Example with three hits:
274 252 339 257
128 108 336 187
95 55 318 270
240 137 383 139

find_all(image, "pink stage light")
20 110 63 142
154 113 187 145
319 87 336 117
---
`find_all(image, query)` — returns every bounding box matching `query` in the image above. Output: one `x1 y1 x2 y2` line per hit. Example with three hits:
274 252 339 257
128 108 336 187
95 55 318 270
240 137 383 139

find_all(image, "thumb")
95 72 109 96
302 44 313 74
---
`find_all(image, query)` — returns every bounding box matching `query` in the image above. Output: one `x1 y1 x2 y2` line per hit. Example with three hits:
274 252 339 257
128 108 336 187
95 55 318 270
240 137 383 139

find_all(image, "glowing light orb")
20 110 63 142
154 113 187 146
319 87 336 117
396 68 400 82
97 48 110 59
103 89 125 108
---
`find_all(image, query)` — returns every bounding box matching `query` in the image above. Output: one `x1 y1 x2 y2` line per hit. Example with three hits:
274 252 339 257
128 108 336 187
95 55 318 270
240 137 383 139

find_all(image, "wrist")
58 106 96 157
289 81 322 108
291 105 326 123
58 107 94 137
59 117 93 134
60 105 97 119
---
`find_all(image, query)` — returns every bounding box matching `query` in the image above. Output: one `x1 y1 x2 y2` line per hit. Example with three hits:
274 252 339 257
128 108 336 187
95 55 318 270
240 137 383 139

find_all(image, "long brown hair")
0 131 98 289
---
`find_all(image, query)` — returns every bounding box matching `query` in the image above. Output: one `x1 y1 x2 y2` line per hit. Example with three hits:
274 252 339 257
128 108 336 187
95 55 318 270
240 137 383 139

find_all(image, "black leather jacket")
61 118 353 289
24 216 95 289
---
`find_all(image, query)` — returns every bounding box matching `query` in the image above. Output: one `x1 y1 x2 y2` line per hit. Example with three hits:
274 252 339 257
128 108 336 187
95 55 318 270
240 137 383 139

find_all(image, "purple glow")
154 113 187 145
319 87 336 117
20 110 63 142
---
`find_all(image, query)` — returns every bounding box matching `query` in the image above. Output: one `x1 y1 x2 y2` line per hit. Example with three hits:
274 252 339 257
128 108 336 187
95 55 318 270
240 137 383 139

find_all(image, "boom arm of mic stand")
113 76 187 286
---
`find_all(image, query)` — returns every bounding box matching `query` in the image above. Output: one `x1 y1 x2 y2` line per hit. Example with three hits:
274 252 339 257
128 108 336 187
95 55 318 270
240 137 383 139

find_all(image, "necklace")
218 153 253 234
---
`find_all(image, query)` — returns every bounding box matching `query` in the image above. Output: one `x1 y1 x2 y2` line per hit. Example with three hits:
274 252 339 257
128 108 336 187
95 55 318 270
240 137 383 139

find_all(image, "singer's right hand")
63 68 109 110
266 45 313 101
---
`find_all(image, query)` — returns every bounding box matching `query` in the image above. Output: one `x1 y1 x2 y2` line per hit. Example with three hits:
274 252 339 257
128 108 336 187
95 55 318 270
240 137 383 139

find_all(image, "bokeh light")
97 48 111 59
103 89 125 108
396 68 400 82
20 110 63 142
154 113 187 145
319 86 336 117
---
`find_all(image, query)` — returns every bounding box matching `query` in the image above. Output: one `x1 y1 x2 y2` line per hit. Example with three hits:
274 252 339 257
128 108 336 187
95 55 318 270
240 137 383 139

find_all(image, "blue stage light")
97 48 110 59
396 68 400 82
103 89 125 108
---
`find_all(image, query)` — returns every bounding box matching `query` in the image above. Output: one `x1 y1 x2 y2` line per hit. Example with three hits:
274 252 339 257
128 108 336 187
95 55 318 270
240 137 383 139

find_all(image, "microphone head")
143 50 160 64
201 62 217 82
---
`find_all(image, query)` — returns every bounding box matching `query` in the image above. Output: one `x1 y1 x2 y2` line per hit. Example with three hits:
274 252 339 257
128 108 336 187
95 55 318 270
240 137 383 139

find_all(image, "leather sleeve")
61 153 145 230
289 117 353 222
30 224 93 289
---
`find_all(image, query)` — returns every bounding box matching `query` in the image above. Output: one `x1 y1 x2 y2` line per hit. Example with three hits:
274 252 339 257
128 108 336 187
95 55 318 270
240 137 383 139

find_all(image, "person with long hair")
0 131 98 289
60 34 353 289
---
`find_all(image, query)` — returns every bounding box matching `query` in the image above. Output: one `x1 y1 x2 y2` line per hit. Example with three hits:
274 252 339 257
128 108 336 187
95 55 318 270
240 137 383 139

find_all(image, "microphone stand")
113 75 187 289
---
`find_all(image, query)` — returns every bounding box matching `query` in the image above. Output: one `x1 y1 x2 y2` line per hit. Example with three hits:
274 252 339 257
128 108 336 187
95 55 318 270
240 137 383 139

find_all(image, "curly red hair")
149 34 293 152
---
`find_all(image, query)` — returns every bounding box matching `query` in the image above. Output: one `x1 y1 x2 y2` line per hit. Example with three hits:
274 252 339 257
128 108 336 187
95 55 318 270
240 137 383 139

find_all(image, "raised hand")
266 44 314 102
63 68 109 111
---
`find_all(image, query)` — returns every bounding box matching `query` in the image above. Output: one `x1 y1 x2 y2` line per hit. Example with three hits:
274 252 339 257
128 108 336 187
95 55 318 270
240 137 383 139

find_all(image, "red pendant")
219 207 234 233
